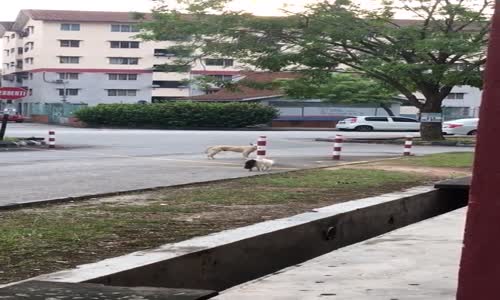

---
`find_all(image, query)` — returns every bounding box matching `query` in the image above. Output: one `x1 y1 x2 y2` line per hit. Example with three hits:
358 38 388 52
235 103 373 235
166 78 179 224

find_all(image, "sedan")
336 116 420 131
442 118 478 135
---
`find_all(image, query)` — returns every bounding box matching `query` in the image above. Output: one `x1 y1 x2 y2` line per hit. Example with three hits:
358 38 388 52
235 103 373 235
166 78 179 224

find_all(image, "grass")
397 152 474 168
1 137 19 142
0 168 431 284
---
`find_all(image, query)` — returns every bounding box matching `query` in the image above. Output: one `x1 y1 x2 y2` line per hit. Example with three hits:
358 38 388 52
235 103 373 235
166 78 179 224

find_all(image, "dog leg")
209 149 222 159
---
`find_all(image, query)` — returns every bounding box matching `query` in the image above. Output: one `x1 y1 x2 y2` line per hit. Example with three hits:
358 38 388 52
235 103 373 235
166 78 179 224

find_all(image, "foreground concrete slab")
0 281 217 300
215 208 466 300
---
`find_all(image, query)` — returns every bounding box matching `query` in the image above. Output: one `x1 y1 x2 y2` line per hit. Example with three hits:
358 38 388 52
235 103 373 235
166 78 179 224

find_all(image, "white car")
336 116 420 131
442 118 478 135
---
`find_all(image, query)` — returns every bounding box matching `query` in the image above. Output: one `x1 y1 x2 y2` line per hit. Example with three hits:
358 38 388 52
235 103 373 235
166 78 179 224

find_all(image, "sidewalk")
215 208 466 300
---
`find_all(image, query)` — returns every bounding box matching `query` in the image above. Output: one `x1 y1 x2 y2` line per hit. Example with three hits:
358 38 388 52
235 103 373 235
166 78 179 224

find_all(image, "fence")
29 102 88 125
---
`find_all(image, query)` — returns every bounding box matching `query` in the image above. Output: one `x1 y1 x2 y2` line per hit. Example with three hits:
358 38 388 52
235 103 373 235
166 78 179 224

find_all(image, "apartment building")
0 10 241 116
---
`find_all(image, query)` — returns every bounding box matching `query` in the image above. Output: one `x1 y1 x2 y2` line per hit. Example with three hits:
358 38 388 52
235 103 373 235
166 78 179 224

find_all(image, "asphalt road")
0 123 473 207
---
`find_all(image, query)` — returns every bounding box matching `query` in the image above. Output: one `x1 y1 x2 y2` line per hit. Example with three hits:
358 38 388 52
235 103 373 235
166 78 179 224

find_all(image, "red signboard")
0 87 27 100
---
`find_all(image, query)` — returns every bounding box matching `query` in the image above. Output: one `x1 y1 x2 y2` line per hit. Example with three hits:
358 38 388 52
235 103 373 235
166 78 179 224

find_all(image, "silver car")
442 118 478 135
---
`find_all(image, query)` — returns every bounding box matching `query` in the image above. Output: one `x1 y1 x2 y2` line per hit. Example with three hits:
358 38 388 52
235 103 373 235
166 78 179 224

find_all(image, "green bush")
75 102 279 128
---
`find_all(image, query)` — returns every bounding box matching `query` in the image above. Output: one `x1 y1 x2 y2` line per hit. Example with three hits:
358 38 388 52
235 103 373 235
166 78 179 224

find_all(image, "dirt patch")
338 163 472 178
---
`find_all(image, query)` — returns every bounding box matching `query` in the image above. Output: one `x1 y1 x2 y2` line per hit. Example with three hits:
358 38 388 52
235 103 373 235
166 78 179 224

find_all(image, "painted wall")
20 72 152 107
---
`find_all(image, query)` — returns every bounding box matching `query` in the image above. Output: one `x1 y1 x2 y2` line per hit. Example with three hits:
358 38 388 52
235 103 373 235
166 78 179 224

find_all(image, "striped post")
257 136 267 159
404 135 413 156
48 130 56 149
332 134 343 160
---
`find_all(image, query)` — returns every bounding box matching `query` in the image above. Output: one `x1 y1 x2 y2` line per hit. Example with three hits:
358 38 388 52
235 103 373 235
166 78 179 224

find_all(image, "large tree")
281 73 399 115
139 0 492 140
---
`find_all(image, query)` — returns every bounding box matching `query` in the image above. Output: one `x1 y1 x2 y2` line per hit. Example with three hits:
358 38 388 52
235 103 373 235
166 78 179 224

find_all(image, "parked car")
336 116 420 131
7 113 24 123
442 118 478 135
2 108 24 123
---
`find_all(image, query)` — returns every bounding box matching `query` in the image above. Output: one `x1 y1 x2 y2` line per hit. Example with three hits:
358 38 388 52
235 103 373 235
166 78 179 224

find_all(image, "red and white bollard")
257 136 267 159
48 130 56 149
403 135 413 156
332 134 343 160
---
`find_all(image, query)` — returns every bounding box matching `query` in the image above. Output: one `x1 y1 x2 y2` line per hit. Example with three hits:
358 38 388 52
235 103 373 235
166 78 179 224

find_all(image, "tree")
281 73 399 115
139 0 492 140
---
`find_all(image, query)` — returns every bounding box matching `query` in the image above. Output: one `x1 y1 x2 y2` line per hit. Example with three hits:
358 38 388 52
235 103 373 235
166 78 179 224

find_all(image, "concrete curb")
14 185 467 292
0 137 46 148
0 157 404 211
315 138 476 147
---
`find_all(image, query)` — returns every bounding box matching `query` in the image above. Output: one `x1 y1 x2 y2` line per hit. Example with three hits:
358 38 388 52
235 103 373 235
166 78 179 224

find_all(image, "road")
0 123 473 207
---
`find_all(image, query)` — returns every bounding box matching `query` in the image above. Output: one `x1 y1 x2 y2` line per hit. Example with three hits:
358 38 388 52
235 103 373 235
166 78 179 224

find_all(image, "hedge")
75 102 279 128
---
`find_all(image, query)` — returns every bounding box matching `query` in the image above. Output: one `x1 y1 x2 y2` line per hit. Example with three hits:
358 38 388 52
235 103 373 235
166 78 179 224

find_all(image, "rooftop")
21 9 151 23
189 72 300 102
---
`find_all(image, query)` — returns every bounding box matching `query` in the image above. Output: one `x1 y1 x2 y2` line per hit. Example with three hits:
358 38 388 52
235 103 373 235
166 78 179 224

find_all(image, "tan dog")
205 144 257 159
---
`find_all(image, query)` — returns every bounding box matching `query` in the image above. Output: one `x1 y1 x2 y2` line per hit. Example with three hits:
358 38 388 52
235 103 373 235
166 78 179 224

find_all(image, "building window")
152 81 186 88
17 47 23 55
59 56 80 64
110 41 140 49
10 33 15 39
111 24 139 32
24 42 34 52
108 74 138 80
10 48 14 53
24 58 33 65
109 57 139 65
446 93 465 100
204 58 234 67
207 75 233 81
153 64 191 72
59 73 79 80
60 40 80 47
107 89 137 96
61 24 80 31
58 89 79 96
4 49 9 56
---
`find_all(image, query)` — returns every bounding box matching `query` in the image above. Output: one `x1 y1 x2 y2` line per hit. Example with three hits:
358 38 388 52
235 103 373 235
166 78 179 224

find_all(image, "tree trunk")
420 102 444 141
420 122 443 140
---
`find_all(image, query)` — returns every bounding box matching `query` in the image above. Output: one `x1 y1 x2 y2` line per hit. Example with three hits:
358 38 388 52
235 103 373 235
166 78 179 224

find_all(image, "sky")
0 0 323 21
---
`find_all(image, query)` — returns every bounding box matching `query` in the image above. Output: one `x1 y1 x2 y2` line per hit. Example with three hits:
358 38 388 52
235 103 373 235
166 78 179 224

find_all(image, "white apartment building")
0 10 242 116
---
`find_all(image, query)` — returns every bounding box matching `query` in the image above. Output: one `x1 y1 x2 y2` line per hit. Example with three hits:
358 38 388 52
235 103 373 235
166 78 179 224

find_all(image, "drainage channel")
2 180 469 299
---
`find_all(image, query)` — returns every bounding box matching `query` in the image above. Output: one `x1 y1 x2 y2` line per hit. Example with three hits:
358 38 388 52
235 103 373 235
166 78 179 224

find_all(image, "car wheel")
467 130 477 136
355 125 374 132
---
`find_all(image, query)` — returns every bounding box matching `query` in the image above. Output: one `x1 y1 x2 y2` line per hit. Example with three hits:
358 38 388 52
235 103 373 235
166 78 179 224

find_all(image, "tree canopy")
139 0 493 139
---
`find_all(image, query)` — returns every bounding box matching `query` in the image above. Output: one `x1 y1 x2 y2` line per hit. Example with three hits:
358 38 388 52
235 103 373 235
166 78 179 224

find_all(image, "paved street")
0 123 473 206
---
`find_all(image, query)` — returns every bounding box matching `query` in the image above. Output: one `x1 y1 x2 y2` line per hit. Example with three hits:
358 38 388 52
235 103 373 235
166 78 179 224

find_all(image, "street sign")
0 87 27 140
0 87 27 100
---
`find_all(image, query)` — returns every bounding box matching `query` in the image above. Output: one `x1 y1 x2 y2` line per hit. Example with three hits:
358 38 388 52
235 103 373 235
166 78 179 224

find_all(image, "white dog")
205 144 257 159
244 158 275 172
